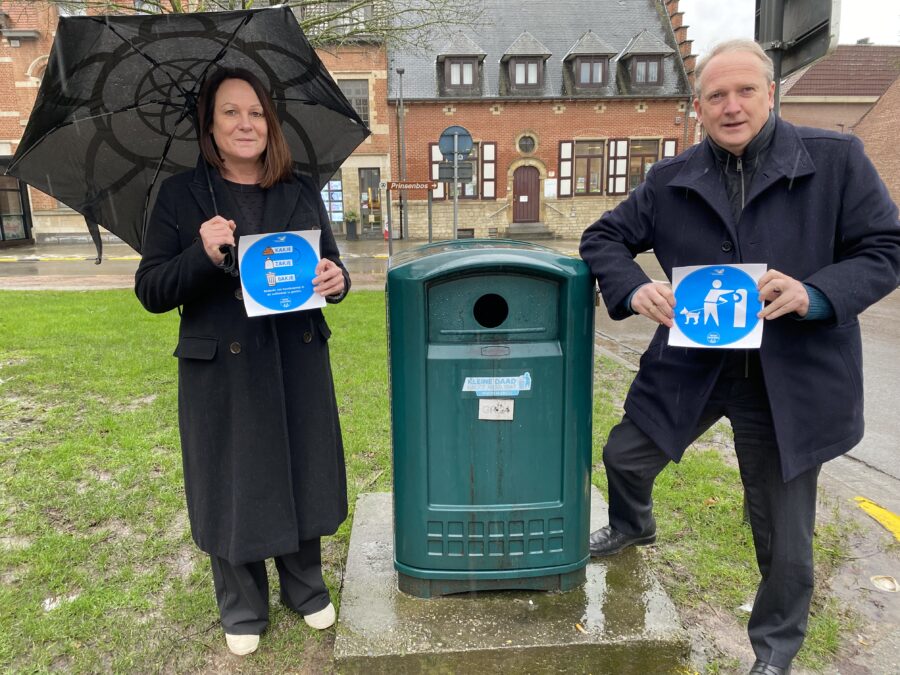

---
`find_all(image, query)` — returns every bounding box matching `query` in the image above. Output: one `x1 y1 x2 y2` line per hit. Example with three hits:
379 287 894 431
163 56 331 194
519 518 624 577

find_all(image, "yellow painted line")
0 257 17 262
854 497 900 541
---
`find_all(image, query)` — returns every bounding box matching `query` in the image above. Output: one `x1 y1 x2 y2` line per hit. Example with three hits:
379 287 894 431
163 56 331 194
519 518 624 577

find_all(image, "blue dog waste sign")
237 231 325 317
670 264 766 349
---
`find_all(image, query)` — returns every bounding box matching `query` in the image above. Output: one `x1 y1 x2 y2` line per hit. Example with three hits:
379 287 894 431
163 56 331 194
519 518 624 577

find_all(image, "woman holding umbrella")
135 68 349 656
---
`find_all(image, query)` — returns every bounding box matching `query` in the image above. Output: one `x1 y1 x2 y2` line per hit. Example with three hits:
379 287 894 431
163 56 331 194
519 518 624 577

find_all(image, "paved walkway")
0 237 583 290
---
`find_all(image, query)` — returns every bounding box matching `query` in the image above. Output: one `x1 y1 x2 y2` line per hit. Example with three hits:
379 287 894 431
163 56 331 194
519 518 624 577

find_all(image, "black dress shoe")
589 525 656 557
749 660 790 675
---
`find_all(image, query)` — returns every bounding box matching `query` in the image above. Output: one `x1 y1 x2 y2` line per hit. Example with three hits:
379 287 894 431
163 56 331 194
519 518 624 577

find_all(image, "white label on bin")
463 372 532 397
479 399 514 421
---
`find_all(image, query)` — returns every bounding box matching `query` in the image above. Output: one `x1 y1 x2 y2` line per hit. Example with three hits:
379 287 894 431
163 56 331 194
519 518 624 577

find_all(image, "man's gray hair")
694 39 774 96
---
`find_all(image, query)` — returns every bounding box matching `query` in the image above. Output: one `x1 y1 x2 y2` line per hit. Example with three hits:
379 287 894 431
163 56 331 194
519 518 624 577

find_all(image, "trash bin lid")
389 238 558 269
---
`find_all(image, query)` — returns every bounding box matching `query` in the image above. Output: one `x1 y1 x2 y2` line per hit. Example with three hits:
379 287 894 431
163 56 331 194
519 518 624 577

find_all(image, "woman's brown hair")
197 68 293 188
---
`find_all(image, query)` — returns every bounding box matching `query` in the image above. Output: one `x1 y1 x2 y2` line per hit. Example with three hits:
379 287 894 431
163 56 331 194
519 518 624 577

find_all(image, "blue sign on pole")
670 264 766 348
438 125 473 161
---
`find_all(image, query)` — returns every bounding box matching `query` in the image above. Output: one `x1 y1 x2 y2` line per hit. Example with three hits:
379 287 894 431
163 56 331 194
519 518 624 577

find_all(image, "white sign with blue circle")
237 231 325 317
669 264 767 349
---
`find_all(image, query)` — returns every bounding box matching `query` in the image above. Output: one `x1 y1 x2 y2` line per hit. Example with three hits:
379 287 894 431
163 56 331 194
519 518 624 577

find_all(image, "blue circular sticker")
675 266 762 346
241 232 318 312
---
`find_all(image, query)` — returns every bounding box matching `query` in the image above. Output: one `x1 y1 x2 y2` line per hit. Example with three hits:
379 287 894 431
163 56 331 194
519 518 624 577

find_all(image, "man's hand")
198 216 236 265
313 258 345 298
757 269 809 320
631 282 676 327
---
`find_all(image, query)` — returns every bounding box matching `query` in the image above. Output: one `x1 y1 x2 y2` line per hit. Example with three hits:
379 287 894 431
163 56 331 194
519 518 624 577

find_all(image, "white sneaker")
225 632 259 655
303 602 336 630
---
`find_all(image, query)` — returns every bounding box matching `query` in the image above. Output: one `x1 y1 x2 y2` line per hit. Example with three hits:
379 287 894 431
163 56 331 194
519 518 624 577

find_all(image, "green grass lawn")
0 290 849 672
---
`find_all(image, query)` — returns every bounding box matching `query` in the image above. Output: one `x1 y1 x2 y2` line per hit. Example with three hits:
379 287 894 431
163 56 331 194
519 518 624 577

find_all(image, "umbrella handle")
219 244 239 277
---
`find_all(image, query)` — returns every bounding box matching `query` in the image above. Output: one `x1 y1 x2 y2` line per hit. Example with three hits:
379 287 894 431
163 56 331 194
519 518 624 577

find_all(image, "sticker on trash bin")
463 372 532 397
479 399 514 421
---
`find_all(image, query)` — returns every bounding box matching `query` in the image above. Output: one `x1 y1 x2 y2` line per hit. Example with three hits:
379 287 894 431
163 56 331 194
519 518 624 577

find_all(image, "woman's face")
211 78 268 167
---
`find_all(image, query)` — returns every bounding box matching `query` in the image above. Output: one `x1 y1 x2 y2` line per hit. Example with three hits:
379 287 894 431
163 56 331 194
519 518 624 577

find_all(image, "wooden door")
512 166 539 223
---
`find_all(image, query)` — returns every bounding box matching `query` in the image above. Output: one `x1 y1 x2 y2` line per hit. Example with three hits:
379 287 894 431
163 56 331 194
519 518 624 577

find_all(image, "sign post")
755 0 840 114
438 126 473 239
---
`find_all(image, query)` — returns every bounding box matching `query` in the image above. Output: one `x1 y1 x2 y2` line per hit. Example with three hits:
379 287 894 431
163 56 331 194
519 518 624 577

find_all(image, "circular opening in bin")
473 293 509 328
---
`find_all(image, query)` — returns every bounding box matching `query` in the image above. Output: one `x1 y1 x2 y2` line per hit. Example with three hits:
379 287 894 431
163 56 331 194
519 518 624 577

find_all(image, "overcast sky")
679 0 900 55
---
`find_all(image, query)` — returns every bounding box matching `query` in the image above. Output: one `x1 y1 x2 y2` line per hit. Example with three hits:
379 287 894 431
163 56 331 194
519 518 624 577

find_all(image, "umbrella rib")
87 13 255 100
140 120 190 247
6 99 187 171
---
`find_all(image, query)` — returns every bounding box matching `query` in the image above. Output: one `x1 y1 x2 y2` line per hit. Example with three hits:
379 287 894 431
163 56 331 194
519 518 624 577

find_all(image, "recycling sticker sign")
669 264 766 349
237 230 326 317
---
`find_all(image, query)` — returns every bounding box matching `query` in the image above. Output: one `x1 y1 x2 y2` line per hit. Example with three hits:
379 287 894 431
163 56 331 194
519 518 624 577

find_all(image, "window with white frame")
445 58 478 90
430 144 446 200
607 140 629 195
510 58 542 88
632 56 662 85
558 141 574 197
574 140 604 195
338 79 369 127
481 142 496 199
575 56 608 87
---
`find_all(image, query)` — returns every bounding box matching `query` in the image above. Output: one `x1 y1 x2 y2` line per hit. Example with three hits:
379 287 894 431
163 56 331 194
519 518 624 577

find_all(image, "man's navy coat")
135 159 349 565
580 118 900 481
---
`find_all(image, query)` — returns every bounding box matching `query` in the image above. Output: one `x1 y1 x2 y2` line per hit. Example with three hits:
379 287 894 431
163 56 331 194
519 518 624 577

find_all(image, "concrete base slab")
334 489 689 673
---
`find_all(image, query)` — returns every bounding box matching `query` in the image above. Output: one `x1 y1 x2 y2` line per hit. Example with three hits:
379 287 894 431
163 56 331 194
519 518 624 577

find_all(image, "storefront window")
0 172 31 242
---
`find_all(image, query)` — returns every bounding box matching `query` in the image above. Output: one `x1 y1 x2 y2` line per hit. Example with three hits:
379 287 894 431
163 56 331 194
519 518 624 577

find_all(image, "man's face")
693 50 775 156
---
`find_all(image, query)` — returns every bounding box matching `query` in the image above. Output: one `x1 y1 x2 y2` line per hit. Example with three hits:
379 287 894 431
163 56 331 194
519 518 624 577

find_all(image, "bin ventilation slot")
473 293 509 328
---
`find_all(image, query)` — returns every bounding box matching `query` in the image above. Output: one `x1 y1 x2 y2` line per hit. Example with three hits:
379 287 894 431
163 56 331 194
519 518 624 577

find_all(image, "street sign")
388 181 438 190
755 0 840 78
438 125 473 161
438 161 474 181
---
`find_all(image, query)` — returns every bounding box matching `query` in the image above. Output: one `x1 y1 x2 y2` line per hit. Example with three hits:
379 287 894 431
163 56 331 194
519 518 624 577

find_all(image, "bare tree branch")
25 0 487 50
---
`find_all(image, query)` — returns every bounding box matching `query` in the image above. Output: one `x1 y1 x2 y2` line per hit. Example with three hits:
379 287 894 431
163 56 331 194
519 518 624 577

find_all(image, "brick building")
318 42 392 238
780 44 900 133
0 1 392 246
385 0 698 240
779 43 900 211
1 0 700 246
0 0 56 245
854 75 900 206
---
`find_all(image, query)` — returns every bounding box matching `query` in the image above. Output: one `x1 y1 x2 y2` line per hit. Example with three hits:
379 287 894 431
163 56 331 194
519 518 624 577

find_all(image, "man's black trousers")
603 362 819 669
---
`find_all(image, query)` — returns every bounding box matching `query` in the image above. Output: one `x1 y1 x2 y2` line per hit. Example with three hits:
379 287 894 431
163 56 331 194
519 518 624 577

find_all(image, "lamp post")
396 67 408 238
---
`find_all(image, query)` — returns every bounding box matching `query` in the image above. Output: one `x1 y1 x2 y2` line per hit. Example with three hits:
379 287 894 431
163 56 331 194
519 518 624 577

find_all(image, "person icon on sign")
703 279 733 325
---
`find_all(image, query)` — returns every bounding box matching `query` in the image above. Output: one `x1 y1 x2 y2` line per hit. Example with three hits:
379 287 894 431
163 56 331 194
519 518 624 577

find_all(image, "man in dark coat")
579 39 900 675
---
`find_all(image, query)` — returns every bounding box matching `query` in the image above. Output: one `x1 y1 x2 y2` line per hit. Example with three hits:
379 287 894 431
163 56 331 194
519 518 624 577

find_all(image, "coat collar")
666 118 816 229
187 156 305 234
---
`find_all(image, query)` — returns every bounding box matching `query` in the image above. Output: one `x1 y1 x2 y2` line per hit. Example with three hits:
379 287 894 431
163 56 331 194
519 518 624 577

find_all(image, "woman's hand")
313 258 345 298
199 216 236 265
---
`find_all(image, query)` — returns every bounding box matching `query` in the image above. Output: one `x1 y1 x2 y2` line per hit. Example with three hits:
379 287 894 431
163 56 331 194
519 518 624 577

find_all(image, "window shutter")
663 139 677 158
558 141 573 198
430 143 445 200
607 139 629 195
481 142 496 199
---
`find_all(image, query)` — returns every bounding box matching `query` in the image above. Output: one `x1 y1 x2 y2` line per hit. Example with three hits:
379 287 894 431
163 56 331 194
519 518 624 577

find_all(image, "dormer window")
575 56 608 87
445 58 478 89
633 56 662 85
511 58 542 88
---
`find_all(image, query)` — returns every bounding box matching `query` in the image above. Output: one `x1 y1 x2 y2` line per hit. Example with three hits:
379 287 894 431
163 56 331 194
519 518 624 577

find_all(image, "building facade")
385 0 698 240
0 0 56 246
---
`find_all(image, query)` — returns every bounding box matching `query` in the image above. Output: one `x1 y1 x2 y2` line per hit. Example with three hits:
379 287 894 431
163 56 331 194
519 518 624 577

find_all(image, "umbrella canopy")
6 7 369 253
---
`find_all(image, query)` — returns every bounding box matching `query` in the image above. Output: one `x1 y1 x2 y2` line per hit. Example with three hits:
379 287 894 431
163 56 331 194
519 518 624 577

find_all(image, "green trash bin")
387 239 595 598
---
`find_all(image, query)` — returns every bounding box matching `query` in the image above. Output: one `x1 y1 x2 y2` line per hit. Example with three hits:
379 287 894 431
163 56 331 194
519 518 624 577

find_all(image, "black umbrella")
6 7 369 254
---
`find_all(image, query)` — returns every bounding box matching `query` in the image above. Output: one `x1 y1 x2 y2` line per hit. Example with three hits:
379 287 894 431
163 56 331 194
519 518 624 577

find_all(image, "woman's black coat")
135 158 349 565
